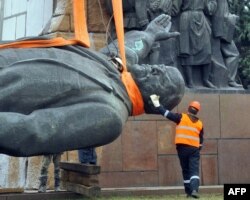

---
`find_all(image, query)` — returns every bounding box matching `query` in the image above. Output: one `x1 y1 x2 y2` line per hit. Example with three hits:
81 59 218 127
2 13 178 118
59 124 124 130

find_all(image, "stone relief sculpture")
210 0 242 88
172 0 217 89
147 0 173 20
0 14 185 157
105 0 148 44
105 0 149 32
105 0 242 89
145 0 174 65
105 0 175 65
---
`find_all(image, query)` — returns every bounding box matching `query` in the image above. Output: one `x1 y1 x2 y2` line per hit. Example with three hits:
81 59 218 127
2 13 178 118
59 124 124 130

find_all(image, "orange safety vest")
175 113 203 148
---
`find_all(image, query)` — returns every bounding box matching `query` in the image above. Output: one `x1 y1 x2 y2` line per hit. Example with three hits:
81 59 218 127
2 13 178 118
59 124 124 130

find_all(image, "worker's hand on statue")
150 94 160 107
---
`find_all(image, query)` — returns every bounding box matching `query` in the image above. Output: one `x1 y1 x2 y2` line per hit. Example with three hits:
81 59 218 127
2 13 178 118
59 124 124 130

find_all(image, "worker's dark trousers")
177 145 200 195
78 148 97 164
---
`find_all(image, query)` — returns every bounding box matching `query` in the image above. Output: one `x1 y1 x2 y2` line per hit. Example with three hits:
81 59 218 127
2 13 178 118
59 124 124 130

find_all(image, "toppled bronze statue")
0 14 185 157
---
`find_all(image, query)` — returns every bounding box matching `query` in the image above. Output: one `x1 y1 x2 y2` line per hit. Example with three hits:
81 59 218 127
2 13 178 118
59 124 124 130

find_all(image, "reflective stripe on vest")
175 113 202 147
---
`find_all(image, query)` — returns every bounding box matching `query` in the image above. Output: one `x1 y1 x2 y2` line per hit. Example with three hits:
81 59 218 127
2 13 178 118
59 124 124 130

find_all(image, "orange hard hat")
189 101 201 111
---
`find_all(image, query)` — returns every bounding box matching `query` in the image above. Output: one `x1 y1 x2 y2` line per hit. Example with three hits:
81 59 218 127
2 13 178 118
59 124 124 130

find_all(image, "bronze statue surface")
0 14 185 157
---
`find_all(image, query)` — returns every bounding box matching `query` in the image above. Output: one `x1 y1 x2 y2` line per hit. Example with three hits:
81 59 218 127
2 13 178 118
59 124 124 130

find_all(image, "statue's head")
130 64 185 114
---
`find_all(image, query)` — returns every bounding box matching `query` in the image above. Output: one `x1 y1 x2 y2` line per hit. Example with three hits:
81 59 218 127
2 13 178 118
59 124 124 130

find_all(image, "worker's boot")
38 176 47 193
191 190 200 198
190 177 200 198
184 182 192 197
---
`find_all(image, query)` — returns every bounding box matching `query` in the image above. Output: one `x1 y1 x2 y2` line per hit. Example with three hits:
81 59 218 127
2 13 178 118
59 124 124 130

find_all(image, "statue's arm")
101 14 179 66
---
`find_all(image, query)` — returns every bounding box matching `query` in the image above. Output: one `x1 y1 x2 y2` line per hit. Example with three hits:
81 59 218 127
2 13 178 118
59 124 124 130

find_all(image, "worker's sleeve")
199 128 204 150
158 105 182 124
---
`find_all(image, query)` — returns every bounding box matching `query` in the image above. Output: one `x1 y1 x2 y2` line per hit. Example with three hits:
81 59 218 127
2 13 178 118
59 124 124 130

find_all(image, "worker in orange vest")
150 94 203 199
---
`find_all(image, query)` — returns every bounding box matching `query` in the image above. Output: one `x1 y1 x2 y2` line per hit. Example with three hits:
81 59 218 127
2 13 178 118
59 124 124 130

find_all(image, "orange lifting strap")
112 0 144 116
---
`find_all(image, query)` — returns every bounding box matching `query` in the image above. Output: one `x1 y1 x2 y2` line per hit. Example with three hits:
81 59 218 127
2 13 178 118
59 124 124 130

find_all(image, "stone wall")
98 91 250 187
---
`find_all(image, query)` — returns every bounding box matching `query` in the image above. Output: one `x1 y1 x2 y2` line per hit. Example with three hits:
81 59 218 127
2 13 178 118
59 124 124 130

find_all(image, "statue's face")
130 64 185 114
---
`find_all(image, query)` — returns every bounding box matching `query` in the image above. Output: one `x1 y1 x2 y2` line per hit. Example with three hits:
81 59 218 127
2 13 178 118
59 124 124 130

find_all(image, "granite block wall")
97 92 250 187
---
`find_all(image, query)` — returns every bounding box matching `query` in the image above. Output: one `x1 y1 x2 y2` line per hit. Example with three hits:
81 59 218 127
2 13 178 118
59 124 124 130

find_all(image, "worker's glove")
199 145 202 151
150 94 160 107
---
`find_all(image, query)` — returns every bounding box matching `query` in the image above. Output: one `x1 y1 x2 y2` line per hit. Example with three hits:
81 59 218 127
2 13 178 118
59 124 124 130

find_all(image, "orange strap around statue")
111 0 126 68
73 0 89 44
121 72 144 116
112 0 144 116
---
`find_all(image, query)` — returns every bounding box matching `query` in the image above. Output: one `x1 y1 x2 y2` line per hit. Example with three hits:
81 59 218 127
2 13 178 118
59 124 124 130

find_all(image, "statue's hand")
145 14 179 41
145 14 171 37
